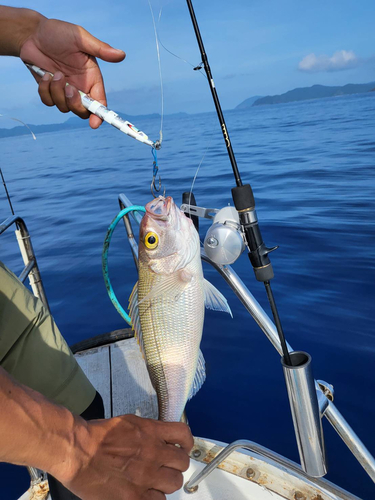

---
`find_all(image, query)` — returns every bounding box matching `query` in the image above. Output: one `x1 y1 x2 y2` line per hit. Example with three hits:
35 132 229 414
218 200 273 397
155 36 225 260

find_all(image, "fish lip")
145 196 173 221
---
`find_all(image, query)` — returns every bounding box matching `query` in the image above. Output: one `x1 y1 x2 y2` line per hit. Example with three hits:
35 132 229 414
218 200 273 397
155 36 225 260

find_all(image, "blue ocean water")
1 93 374 499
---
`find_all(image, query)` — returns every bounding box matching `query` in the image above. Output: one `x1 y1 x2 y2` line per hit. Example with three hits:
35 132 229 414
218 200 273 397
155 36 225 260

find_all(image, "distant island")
0 112 177 140
2 81 375 139
235 95 264 109
237 82 375 109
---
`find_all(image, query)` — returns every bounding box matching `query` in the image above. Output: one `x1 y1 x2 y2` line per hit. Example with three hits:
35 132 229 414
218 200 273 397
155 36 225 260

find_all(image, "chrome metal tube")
118 194 142 267
123 213 139 269
185 439 292 493
185 439 358 498
15 227 50 312
26 466 44 484
0 215 50 311
282 352 326 477
325 401 375 482
18 258 36 283
119 193 144 225
201 253 292 355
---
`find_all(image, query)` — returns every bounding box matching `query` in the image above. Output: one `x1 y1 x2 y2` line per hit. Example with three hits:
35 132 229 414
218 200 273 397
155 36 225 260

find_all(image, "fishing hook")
151 148 165 198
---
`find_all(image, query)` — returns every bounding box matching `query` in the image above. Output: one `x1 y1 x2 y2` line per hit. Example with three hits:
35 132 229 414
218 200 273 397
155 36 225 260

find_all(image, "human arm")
0 6 125 129
0 367 193 499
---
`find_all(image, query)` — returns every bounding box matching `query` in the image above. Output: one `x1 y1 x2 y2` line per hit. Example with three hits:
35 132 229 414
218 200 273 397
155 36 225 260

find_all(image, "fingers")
77 26 126 63
162 444 190 472
64 85 90 119
38 72 89 120
144 490 165 500
38 73 54 107
49 72 70 113
152 467 184 495
157 422 194 454
87 80 105 129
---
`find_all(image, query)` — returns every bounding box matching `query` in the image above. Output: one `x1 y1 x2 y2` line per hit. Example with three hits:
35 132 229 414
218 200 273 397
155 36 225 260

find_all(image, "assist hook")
151 147 165 198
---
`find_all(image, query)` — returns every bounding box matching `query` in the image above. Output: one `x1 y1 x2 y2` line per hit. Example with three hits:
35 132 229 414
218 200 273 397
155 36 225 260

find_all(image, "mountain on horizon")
0 111 188 140
235 95 263 110
1 82 375 139
242 82 375 108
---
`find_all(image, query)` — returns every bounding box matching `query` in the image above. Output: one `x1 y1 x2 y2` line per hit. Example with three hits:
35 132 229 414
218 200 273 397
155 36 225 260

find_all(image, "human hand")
52 414 194 500
20 17 125 128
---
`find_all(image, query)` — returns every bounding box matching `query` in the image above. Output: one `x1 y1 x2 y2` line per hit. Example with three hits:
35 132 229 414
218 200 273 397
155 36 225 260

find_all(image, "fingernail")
42 73 51 81
53 72 63 81
65 85 74 98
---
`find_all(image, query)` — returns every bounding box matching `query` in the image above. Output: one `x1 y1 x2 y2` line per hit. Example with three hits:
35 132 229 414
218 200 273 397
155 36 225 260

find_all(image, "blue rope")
102 205 146 325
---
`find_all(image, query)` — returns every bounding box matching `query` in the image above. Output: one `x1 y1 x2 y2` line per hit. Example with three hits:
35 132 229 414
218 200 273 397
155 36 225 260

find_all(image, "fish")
129 195 232 422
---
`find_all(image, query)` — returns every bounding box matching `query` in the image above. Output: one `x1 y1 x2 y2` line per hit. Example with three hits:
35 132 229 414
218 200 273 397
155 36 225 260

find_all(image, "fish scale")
129 196 232 422
138 258 205 421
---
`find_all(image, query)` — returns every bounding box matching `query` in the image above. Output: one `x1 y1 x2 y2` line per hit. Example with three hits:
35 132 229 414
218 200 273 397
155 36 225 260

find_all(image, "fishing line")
189 146 208 203
0 116 35 227
0 114 36 140
187 141 211 247
157 7 206 79
148 0 164 146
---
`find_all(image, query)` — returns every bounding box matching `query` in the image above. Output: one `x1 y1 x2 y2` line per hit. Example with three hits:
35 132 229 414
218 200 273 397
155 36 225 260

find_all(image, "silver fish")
129 196 232 421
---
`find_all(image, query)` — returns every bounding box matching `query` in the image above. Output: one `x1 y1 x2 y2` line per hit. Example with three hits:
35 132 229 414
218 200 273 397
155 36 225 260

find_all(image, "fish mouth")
145 196 173 220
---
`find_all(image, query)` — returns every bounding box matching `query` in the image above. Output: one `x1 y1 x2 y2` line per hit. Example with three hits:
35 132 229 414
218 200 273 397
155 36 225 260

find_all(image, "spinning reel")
181 193 245 267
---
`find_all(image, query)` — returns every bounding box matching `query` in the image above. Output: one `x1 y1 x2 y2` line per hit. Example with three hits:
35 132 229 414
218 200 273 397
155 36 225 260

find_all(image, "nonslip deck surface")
75 337 158 419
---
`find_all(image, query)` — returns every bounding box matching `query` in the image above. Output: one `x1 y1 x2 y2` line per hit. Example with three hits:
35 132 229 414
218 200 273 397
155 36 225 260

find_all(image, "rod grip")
232 184 275 282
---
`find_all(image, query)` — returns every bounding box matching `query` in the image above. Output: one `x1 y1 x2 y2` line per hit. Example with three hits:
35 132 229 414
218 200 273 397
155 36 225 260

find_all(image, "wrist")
0 7 45 57
44 412 91 484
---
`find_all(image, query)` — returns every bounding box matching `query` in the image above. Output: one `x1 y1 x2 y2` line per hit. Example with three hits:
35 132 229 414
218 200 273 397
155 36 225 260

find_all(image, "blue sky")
1 0 375 125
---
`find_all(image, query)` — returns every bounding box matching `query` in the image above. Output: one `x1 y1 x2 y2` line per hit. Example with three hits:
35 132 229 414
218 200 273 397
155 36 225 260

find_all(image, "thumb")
78 28 126 63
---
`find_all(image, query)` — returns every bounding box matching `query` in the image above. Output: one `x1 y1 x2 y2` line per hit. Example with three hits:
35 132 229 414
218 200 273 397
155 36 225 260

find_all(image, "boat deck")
75 336 285 500
75 333 158 419
74 334 360 500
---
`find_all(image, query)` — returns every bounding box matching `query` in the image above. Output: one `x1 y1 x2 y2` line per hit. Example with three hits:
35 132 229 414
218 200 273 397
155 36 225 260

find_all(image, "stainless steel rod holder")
282 351 327 477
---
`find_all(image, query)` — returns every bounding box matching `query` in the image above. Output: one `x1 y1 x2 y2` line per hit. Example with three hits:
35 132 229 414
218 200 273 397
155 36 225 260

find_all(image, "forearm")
0 366 85 478
0 6 45 56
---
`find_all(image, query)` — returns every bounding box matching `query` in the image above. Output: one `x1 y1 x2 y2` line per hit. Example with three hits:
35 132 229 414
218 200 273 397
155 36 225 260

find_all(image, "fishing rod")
0 168 15 216
185 0 292 366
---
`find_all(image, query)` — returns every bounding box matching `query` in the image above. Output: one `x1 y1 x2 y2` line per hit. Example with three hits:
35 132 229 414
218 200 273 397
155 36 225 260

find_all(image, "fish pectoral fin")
137 274 189 306
188 350 206 400
203 279 233 317
129 282 146 358
178 269 194 283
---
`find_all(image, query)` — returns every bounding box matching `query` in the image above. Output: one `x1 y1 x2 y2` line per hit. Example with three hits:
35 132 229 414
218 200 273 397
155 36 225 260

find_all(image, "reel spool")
204 206 245 265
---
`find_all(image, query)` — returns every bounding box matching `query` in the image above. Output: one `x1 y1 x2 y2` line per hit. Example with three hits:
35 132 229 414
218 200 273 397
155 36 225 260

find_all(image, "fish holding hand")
129 196 232 422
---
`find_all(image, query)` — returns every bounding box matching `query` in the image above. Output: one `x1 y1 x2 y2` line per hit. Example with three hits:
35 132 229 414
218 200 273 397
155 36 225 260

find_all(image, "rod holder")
282 351 327 477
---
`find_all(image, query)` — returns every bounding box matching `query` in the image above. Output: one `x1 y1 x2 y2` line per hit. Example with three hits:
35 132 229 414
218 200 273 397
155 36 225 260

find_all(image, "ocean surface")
0 93 374 499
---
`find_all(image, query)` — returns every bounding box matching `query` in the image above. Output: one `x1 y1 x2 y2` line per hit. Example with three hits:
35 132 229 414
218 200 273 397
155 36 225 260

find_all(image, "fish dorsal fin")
188 350 206 401
203 279 233 317
129 282 145 358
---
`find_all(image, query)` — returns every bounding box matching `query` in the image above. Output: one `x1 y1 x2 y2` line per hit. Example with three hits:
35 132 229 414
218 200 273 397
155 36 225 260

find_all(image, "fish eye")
144 232 159 250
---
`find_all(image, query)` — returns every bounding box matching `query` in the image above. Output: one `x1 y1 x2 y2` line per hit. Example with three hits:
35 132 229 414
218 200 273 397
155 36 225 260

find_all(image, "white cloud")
298 50 359 72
